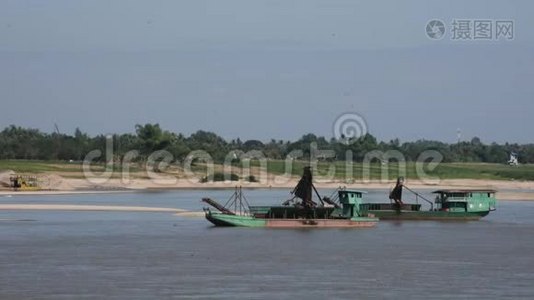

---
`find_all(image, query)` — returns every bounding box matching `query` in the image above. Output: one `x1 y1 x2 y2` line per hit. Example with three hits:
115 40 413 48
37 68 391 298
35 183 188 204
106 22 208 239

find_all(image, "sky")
1 0 533 144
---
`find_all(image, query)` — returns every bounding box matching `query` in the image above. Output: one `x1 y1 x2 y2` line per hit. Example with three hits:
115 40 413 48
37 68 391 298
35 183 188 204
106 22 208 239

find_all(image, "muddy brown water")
1 189 533 299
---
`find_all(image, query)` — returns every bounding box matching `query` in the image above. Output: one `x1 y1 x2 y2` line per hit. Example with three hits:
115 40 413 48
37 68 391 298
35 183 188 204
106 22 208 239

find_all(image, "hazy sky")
1 0 533 143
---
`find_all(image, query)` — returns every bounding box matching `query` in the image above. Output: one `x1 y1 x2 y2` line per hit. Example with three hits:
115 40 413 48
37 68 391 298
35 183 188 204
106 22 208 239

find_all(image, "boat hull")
368 210 489 221
361 202 492 220
205 212 377 228
206 213 266 227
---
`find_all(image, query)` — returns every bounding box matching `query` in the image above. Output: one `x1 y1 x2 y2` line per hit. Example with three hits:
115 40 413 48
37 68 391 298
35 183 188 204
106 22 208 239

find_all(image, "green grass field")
0 160 83 173
0 160 142 179
258 160 534 181
1 159 533 181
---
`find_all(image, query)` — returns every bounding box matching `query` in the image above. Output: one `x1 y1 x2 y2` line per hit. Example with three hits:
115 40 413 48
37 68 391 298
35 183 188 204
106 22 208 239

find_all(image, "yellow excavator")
9 175 41 191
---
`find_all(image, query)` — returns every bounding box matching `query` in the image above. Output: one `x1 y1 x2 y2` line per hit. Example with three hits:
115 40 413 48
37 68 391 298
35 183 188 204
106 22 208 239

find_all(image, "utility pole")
54 123 61 160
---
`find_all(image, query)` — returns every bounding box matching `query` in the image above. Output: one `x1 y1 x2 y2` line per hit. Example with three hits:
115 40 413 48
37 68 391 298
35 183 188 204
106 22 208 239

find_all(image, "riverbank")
1 176 534 200
0 204 204 217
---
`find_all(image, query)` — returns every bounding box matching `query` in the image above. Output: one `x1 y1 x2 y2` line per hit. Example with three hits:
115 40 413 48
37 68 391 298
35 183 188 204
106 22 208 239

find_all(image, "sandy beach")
0 204 186 212
1 174 534 200
0 203 205 218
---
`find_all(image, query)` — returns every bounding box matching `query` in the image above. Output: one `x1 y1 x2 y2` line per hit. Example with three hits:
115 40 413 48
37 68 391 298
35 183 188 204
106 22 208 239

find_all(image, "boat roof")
341 189 368 194
432 189 497 194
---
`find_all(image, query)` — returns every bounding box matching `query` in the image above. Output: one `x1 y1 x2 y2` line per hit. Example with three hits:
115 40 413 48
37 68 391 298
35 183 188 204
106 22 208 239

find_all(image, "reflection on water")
1 189 534 299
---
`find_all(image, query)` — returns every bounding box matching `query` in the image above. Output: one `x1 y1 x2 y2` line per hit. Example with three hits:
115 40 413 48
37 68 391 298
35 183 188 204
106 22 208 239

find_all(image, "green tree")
135 123 170 156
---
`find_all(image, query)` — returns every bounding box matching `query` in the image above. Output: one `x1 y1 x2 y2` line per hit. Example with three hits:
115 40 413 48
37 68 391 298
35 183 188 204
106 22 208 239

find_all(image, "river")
1 189 533 299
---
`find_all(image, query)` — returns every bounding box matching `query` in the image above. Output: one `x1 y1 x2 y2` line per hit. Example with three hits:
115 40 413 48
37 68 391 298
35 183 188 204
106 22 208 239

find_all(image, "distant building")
508 152 519 166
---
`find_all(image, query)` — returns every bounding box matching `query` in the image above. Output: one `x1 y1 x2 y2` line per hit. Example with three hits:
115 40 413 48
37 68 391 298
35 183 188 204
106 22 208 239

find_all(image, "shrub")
200 172 239 182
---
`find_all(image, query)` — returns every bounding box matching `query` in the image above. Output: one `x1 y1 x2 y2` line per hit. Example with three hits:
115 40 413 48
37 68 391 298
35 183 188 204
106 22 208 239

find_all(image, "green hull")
206 212 267 227
369 210 489 221
362 201 493 221
205 211 377 228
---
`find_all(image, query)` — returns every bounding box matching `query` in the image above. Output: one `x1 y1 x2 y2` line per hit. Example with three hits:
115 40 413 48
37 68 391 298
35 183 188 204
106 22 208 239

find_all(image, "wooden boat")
202 167 378 228
360 177 497 220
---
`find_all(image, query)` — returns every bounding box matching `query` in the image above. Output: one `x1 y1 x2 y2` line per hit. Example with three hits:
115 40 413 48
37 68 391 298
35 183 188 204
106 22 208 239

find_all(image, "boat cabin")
432 189 497 212
338 190 366 218
247 190 368 220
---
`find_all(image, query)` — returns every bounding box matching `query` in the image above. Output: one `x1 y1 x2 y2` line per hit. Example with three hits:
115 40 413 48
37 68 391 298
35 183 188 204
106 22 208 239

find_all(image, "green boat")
202 167 378 228
361 177 497 221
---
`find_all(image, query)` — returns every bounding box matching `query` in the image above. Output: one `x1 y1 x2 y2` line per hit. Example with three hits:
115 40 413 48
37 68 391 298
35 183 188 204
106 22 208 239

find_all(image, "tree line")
0 124 532 164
